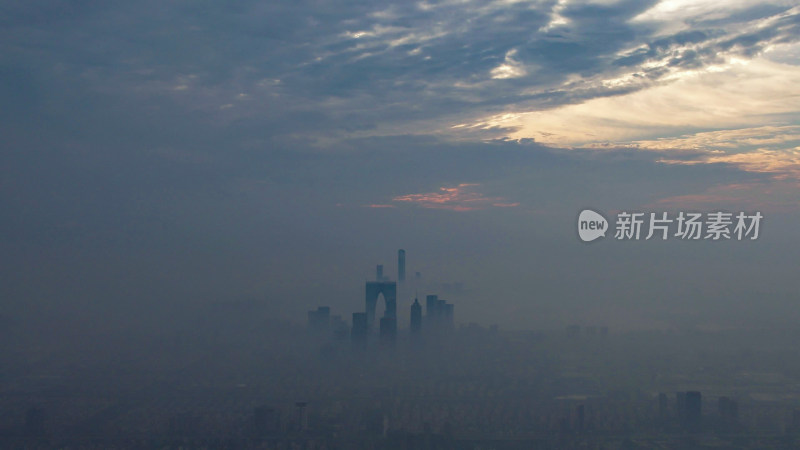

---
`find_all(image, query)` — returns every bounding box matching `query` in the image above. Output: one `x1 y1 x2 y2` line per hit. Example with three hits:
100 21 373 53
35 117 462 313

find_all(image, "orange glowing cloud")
391 183 517 211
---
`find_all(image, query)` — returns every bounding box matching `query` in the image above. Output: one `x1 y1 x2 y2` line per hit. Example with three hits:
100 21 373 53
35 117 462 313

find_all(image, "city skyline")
1 0 799 332
309 249 460 347
2 1 800 447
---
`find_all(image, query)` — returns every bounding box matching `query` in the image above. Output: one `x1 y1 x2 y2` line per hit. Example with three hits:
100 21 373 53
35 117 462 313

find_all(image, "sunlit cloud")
701 149 800 178
633 0 797 29
539 0 570 32
391 183 517 211
635 126 800 152
490 49 527 79
452 16 800 212
474 53 800 148
659 146 800 179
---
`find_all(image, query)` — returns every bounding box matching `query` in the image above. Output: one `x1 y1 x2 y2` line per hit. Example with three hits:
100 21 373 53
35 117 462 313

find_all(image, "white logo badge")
578 209 608 242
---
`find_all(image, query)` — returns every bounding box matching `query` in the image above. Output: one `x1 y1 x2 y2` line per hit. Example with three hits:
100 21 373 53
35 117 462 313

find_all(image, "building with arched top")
365 281 396 328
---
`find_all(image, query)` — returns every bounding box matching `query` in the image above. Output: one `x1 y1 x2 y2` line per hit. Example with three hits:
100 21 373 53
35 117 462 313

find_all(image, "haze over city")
2 0 800 448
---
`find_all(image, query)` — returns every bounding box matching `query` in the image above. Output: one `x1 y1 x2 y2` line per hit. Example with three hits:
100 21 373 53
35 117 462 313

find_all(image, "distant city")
3 250 800 449
307 249 457 349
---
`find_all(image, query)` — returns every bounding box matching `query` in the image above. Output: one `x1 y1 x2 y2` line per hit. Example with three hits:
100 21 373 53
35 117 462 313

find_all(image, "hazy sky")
1 0 799 332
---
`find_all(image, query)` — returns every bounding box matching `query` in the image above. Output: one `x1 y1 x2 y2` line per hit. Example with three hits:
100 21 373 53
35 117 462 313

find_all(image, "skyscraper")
410 298 422 333
422 295 456 332
436 299 446 330
365 281 397 328
307 306 330 333
443 303 454 331
685 391 702 431
676 391 687 420
398 249 406 282
426 295 438 318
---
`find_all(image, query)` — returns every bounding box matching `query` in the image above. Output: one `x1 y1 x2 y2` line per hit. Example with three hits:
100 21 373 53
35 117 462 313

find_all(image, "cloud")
490 49 527 79
648 181 800 212
635 126 800 151
3 0 795 153
4 0 800 330
632 0 796 27
455 5 799 146
391 183 518 211
468 49 800 153
659 146 800 179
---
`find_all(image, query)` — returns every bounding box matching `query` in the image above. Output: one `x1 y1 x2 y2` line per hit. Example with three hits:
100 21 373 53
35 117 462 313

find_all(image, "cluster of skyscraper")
307 249 455 347
656 391 739 432
675 391 703 431
416 294 454 332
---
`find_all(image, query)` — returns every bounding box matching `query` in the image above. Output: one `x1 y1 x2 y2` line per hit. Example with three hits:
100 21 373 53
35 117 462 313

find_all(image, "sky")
1 0 799 333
